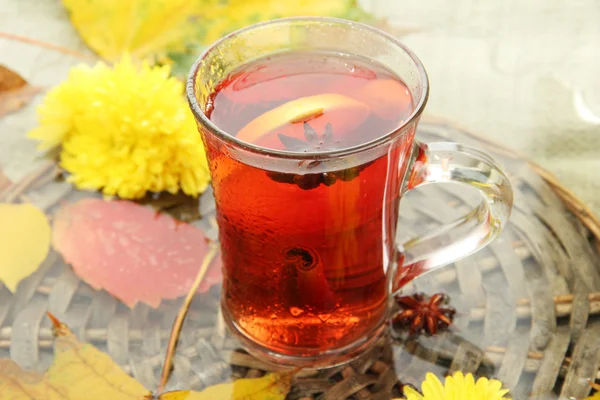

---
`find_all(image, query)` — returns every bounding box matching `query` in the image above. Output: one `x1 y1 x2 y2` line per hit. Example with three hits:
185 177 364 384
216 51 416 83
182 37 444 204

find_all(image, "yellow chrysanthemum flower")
28 56 210 199
402 372 511 400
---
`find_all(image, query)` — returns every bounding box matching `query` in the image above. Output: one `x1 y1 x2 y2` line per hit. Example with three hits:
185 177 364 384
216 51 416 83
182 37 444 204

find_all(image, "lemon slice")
237 93 371 147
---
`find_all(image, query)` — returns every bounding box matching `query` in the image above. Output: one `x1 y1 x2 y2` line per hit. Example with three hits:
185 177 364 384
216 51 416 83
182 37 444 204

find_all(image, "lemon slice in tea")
236 93 370 150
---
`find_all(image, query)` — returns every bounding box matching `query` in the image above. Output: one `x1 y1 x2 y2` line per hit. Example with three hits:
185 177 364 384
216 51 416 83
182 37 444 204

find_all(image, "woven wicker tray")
1 120 599 399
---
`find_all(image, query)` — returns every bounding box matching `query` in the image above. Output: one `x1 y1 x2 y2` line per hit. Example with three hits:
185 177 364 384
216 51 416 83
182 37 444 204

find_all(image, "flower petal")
422 373 447 400
403 386 425 400
29 56 211 200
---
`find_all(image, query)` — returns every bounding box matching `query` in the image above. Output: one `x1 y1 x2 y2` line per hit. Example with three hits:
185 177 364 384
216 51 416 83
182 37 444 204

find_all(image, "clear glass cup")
187 17 513 367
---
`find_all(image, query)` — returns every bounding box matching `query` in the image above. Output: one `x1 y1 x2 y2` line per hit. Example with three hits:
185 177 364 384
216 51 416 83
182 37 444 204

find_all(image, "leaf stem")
0 32 96 62
1 162 55 203
157 243 219 393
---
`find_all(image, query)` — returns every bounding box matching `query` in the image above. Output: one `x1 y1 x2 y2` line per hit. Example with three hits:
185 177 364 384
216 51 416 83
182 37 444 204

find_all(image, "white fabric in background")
362 0 600 213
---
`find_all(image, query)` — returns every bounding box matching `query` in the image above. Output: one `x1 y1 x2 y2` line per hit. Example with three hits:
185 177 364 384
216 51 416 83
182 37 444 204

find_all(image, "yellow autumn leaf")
0 315 150 399
62 0 367 62
0 314 292 400
0 203 50 292
196 0 366 45
62 0 205 62
160 372 292 400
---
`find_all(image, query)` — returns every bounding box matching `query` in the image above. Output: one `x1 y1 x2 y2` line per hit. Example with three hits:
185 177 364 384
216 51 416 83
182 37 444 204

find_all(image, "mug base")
221 303 388 369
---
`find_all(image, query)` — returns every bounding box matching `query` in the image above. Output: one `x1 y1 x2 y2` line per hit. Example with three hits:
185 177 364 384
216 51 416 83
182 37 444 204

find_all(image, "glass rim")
186 16 429 160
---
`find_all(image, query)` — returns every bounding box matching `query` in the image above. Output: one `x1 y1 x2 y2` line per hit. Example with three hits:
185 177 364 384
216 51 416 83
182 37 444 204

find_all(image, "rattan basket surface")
1 120 599 400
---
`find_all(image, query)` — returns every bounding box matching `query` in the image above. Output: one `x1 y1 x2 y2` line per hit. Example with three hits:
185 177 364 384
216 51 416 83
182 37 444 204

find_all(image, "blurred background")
2 0 600 212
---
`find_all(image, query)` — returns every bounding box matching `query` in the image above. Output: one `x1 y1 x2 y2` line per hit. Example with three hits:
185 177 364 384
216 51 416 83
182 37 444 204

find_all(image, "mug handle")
392 141 513 293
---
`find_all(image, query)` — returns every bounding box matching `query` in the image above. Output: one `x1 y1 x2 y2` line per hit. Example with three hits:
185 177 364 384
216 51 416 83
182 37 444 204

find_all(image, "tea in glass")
188 17 512 367
206 51 415 356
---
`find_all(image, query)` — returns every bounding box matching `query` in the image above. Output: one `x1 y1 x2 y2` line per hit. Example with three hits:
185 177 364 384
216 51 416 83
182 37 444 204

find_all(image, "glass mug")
187 17 513 367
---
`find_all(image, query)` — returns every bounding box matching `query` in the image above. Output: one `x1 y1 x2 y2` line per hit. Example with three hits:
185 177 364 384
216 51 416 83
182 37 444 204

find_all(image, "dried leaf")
0 315 292 400
52 198 221 308
0 203 51 292
0 315 150 399
0 65 26 92
160 372 292 400
0 65 42 117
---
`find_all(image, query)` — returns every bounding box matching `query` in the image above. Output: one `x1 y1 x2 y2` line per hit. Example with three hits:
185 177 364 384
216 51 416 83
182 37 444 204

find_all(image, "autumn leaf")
0 314 292 400
0 65 42 117
167 0 374 77
62 0 206 62
0 203 51 292
52 198 221 308
62 0 371 67
0 314 150 399
192 0 372 45
160 372 292 399
0 65 27 92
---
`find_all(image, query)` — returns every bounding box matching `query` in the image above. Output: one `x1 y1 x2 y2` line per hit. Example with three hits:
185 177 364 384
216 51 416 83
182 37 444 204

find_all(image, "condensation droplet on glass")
289 306 305 317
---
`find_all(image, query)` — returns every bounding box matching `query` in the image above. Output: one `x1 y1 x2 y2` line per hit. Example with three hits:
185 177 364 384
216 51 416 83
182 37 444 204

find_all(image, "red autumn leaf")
52 198 222 308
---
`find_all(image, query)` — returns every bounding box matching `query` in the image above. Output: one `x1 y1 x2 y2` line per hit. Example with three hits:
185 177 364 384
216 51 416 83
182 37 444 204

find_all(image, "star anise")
266 122 368 190
392 293 456 336
277 121 336 153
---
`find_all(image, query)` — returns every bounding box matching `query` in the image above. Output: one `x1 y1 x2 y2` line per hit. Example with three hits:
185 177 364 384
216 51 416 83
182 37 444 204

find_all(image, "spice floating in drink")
266 122 371 190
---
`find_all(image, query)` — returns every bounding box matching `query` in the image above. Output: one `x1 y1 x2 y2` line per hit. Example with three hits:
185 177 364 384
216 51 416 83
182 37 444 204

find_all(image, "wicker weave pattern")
0 122 598 399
